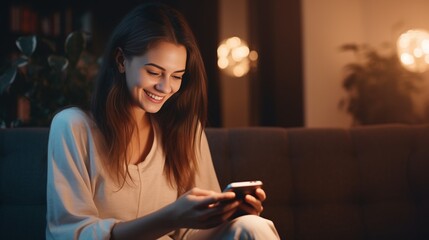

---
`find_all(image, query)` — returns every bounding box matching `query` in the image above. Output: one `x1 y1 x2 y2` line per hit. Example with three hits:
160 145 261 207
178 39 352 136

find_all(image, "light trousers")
181 215 281 240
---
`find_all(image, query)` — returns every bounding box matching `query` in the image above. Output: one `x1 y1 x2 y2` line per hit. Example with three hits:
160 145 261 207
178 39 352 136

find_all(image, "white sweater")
46 108 221 240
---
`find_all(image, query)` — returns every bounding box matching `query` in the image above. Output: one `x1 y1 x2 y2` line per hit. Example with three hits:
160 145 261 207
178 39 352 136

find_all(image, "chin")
140 104 163 114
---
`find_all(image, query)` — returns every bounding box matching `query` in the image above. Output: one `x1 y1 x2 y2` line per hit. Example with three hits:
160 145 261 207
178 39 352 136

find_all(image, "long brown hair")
91 3 208 195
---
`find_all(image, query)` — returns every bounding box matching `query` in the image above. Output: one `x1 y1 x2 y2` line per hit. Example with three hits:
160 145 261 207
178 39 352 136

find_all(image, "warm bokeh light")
249 50 259 61
217 44 229 58
217 57 228 69
217 36 257 77
397 29 429 73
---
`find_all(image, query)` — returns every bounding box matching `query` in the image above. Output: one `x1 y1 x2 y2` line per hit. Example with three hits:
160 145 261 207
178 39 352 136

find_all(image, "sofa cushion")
0 128 49 239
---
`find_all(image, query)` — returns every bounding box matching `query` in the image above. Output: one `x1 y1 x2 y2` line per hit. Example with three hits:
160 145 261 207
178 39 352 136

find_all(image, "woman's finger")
241 194 264 214
191 190 236 209
254 188 266 201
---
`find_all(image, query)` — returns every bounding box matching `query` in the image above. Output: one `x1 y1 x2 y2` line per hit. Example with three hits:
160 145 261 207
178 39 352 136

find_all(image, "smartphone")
223 180 263 199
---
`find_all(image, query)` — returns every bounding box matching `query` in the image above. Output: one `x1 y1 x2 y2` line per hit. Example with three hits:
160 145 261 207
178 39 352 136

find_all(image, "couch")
1 124 429 239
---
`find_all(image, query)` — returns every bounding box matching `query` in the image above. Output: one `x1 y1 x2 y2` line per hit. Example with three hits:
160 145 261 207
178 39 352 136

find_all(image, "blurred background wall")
2 0 429 128
303 0 429 127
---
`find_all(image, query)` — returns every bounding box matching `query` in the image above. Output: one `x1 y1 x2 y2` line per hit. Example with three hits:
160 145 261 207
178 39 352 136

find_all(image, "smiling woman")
45 2 280 240
117 41 186 113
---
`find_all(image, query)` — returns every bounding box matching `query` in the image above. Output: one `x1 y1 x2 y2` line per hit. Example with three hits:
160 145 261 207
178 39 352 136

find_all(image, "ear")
115 47 125 73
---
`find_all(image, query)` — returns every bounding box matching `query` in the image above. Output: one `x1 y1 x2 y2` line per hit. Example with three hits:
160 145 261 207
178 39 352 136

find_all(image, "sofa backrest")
205 125 429 240
0 128 49 240
1 125 429 240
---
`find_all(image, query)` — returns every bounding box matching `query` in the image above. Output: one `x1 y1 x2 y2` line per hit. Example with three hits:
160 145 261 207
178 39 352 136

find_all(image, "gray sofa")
1 124 429 239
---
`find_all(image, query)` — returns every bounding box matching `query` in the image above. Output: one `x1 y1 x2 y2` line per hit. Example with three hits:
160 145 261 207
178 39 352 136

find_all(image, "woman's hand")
170 187 240 229
111 188 239 239
238 188 266 215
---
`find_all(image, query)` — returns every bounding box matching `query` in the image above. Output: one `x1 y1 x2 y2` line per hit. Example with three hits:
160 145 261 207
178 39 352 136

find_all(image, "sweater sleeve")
46 108 119 240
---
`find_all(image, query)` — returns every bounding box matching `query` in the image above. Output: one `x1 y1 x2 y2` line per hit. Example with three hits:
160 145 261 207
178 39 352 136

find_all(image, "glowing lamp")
397 29 429 73
217 37 258 77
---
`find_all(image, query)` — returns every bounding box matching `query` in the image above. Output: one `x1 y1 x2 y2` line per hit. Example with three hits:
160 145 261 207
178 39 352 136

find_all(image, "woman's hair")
91 3 208 195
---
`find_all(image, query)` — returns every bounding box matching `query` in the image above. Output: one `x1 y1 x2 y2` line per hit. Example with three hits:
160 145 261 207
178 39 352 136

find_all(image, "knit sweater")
46 107 220 240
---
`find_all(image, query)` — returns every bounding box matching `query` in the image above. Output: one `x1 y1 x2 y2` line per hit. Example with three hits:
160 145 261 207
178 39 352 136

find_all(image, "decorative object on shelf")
339 42 427 125
217 36 258 77
396 28 429 73
0 31 98 127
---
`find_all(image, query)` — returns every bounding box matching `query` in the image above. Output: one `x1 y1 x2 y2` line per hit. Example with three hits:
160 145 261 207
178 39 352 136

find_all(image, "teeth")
146 91 163 101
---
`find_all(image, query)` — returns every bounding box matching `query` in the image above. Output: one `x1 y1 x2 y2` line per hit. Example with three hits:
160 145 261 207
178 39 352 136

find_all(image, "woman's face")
123 41 187 114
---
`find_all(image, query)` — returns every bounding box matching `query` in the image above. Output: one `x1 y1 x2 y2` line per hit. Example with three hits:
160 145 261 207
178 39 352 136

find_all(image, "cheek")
125 74 146 91
172 81 182 93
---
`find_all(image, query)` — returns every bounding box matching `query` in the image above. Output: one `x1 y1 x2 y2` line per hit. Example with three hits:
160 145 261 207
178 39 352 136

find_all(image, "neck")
128 107 154 165
131 106 151 131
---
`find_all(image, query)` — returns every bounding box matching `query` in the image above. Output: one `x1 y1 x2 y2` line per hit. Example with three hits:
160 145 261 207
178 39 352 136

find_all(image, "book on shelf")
9 4 73 37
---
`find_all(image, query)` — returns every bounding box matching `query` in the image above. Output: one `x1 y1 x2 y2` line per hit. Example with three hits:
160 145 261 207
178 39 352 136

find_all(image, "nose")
155 76 172 93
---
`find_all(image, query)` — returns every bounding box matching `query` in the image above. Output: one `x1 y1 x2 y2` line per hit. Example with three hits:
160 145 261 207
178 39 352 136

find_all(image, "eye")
147 70 161 76
172 75 183 80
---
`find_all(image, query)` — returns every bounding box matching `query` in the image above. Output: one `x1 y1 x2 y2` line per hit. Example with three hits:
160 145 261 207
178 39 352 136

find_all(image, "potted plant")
339 43 427 125
0 31 98 127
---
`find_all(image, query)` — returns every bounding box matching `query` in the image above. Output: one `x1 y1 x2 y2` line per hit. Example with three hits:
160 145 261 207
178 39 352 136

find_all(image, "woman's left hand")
238 188 266 215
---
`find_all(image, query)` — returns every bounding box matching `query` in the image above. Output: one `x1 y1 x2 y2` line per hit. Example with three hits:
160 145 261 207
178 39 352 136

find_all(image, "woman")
46 3 280 239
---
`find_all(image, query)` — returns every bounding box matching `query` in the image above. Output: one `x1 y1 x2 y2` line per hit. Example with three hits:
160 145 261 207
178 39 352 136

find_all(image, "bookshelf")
8 4 73 37
1 1 92 60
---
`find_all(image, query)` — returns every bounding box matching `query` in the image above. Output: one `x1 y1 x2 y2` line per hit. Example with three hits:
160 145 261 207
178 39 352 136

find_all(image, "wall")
219 0 304 128
302 0 429 127
218 0 251 127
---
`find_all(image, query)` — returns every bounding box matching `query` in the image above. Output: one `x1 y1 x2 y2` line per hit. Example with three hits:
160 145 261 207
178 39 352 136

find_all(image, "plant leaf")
0 67 17 94
16 35 37 57
40 37 57 52
65 31 86 67
340 43 359 52
48 55 69 72
16 55 29 67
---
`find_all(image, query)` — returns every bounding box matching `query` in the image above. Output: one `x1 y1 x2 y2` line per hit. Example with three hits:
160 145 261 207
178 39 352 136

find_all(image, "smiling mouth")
144 90 164 101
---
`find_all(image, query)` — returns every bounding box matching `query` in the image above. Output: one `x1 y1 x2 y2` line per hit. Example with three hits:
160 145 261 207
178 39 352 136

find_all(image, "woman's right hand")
169 187 240 229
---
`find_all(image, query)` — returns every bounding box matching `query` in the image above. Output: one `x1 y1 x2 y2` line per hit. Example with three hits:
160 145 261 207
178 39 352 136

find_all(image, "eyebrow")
145 63 186 73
